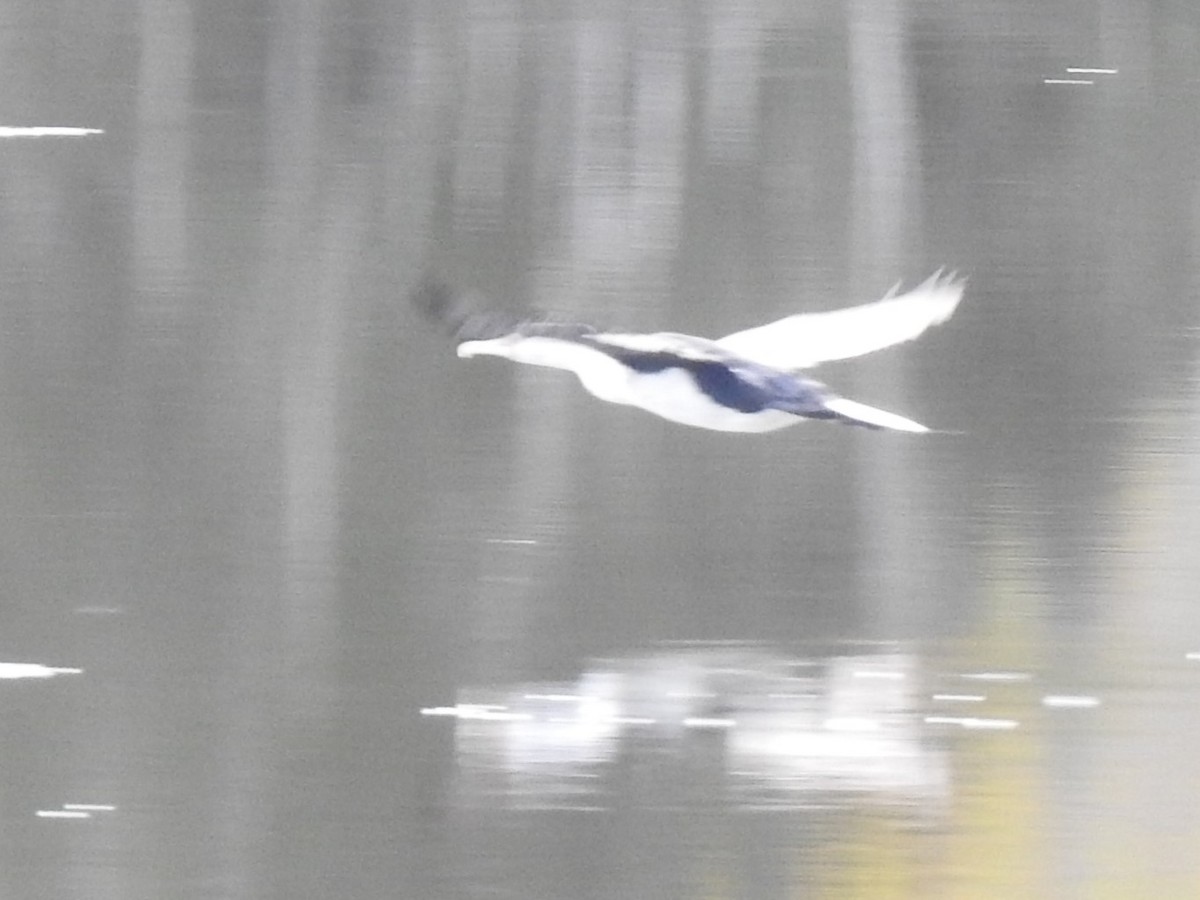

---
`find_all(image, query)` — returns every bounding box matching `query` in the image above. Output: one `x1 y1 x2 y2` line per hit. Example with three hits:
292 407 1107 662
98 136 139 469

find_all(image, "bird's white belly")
620 369 799 433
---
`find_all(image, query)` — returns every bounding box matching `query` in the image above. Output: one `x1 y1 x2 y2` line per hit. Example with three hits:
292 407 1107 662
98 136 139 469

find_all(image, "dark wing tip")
411 272 541 343
457 310 534 342
411 273 466 330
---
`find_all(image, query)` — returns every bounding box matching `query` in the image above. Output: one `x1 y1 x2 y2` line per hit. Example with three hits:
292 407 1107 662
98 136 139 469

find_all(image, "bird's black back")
583 339 835 417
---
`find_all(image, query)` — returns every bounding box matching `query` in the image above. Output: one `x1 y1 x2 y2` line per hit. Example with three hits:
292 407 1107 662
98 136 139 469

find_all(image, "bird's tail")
819 397 929 433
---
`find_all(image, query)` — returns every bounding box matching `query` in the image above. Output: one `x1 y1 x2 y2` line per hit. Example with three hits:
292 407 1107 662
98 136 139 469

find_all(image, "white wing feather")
714 269 965 370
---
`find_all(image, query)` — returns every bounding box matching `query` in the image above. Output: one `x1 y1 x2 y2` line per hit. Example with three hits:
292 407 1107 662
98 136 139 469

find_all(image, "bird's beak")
457 337 515 360
457 340 486 358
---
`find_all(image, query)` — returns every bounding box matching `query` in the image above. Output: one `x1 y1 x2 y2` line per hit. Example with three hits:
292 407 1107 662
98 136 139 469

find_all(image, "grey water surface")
2 2 1200 898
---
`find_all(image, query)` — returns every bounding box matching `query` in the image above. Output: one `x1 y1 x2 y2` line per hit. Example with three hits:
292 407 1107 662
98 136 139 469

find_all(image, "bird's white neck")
458 337 633 404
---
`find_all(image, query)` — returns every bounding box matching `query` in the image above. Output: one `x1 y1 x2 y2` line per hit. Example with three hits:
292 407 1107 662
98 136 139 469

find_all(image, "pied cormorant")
417 270 964 434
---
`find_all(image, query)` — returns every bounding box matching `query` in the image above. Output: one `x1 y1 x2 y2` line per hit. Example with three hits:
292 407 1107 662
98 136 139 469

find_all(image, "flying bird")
417 271 964 434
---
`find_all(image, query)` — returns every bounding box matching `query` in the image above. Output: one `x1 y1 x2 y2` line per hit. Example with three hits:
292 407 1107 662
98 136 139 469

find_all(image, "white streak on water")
0 663 83 679
0 126 103 137
1042 695 1101 708
925 716 1019 731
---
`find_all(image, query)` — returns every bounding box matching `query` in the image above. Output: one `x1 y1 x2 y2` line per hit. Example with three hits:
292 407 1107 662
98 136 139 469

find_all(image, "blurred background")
1 1 1199 897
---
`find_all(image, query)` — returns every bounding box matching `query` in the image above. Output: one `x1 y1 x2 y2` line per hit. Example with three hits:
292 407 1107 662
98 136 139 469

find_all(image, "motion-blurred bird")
417 270 964 434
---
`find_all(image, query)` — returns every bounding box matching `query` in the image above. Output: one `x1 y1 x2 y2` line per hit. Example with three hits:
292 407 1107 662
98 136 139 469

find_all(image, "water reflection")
434 644 949 817
426 639 1191 897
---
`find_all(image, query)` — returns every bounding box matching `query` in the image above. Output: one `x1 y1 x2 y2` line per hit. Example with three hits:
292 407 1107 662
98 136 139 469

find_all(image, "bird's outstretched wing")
714 269 965 370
